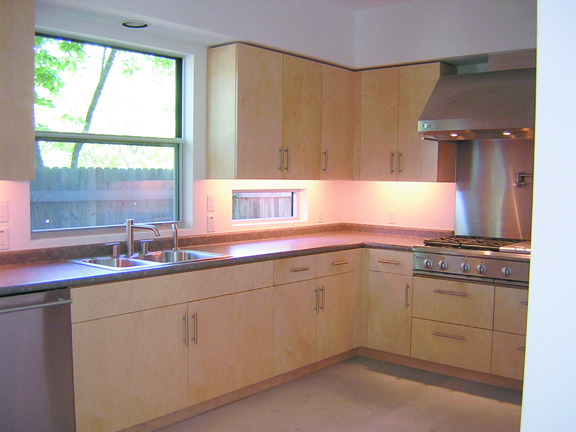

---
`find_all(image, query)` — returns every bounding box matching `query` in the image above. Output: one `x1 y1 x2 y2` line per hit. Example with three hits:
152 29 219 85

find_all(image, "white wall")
520 1 576 430
355 0 537 68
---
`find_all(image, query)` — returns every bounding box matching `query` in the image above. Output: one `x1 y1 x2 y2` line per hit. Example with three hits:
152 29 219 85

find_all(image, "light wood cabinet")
411 317 493 373
188 287 274 405
359 63 456 182
321 64 355 179
491 286 528 380
0 0 35 180
72 304 189 432
282 55 322 179
366 249 413 356
273 250 359 374
207 44 283 179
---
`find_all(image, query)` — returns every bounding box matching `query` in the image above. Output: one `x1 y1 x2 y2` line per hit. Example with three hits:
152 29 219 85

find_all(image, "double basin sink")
72 249 230 271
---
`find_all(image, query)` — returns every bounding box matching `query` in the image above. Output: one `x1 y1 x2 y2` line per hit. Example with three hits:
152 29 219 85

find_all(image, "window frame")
31 34 184 233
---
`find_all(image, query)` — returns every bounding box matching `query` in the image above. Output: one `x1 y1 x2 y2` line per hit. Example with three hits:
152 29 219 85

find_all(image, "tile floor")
158 357 522 432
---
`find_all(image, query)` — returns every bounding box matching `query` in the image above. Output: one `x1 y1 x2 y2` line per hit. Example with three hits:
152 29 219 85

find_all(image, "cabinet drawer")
317 249 359 277
494 286 528 335
368 249 413 275
273 255 318 285
491 331 526 380
411 318 492 373
413 277 494 329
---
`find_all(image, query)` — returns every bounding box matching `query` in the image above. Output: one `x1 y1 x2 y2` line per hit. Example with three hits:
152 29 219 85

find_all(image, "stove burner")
423 236 520 252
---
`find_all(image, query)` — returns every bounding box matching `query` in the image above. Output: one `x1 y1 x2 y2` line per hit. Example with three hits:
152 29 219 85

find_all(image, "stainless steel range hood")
418 68 536 141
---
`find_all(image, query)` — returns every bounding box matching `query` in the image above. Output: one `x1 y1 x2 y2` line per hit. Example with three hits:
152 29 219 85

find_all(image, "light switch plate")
207 215 215 233
0 229 8 250
0 201 7 222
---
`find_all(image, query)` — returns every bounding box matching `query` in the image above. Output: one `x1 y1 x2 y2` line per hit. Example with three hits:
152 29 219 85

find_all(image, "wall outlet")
207 215 215 233
0 229 8 250
317 209 324 224
207 195 215 212
388 210 396 225
0 201 7 222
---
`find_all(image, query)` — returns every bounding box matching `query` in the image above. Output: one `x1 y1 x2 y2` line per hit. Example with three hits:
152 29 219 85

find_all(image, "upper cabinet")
207 44 283 179
282 55 322 180
0 0 35 181
207 44 354 180
321 65 355 180
359 62 457 182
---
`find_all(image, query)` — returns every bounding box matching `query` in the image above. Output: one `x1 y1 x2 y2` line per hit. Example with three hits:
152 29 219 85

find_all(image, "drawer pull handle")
331 260 349 266
314 288 319 312
517 347 526 352
191 312 198 345
433 290 468 297
183 315 189 347
377 259 400 265
290 267 310 273
520 301 528 306
433 331 465 341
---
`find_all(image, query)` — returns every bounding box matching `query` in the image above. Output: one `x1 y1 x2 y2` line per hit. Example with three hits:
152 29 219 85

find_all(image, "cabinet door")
321 64 355 180
367 271 412 356
397 63 456 182
72 304 189 432
236 45 284 179
359 67 399 181
316 272 357 360
188 288 274 405
283 55 322 179
0 0 35 181
273 279 318 374
494 286 528 335
491 331 526 380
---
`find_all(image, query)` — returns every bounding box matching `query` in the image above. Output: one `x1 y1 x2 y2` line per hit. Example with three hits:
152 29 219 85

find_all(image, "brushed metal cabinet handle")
183 315 189 347
378 259 400 265
434 289 468 297
520 301 528 306
398 151 402 173
285 147 290 171
433 331 465 341
320 286 325 312
290 267 310 273
322 150 328 172
517 347 526 352
191 312 198 345
390 151 395 174
314 288 319 313
331 260 349 266
279 147 284 171
405 284 410 308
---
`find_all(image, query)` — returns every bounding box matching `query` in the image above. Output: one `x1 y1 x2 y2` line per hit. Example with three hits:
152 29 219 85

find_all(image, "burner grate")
423 236 519 251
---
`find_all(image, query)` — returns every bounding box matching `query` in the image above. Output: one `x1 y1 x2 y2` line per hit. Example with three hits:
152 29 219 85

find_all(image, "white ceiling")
325 0 413 10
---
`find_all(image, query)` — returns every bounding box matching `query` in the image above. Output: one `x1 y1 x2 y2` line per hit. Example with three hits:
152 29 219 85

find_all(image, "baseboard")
357 347 524 391
121 349 359 432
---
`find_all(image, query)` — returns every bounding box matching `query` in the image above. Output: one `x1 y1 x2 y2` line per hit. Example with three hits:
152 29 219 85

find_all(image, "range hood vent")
418 68 536 141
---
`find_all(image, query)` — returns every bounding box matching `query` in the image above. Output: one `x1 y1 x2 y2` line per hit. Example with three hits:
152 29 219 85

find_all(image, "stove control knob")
476 264 487 275
502 266 513 277
460 262 471 273
423 258 433 269
438 260 449 271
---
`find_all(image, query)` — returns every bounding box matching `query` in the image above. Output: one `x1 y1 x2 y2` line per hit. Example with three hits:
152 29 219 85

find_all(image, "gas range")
413 236 530 287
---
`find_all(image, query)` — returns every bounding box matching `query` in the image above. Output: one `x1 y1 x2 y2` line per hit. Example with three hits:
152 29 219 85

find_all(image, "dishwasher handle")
0 297 72 315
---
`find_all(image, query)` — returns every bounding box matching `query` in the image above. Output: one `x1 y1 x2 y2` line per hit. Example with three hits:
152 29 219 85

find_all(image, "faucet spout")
125 219 160 257
172 222 179 251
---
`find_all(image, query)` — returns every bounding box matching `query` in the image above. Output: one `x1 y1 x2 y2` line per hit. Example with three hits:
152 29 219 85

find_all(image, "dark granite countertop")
0 230 431 297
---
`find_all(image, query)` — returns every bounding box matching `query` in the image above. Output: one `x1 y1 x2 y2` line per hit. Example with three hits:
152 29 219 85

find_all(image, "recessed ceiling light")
122 21 149 29
502 131 512 136
450 133 459 137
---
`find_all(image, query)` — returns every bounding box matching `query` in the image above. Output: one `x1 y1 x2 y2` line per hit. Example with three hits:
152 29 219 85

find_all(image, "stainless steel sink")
71 256 163 271
139 249 230 263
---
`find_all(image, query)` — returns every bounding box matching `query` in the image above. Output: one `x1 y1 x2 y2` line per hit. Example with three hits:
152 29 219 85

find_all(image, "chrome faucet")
125 219 160 257
171 222 179 251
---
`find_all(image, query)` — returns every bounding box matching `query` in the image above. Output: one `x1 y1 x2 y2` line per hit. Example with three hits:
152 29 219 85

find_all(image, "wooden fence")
232 192 293 220
30 167 175 231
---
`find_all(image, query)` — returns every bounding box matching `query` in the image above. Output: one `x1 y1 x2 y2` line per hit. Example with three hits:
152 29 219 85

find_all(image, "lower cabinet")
188 288 274 405
72 304 189 432
273 271 357 375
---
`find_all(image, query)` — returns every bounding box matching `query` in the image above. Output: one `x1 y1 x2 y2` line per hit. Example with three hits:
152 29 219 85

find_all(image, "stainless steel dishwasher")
0 288 76 432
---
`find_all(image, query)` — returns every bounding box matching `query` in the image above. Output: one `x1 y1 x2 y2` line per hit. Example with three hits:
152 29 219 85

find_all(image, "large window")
232 191 297 221
31 35 182 232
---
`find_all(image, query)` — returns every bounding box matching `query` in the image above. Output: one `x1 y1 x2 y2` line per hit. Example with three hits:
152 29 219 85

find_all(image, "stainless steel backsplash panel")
455 139 534 239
